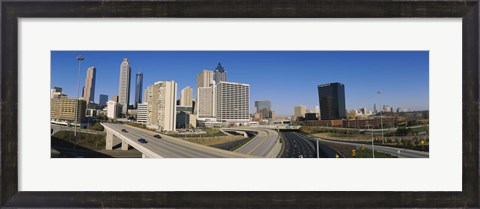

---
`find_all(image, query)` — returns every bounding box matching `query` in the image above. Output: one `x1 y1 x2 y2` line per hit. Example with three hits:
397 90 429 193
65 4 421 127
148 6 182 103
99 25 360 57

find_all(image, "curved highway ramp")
102 123 253 158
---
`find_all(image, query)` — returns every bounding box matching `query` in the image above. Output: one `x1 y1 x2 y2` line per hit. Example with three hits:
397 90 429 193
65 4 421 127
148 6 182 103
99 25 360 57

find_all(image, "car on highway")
121 129 128 133
137 138 148 143
153 134 162 139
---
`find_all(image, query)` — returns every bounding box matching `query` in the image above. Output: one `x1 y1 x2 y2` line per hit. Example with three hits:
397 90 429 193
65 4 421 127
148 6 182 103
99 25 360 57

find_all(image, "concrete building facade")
118 58 131 115
136 103 148 124
197 86 216 119
145 81 177 131
216 81 250 123
51 97 86 122
180 86 193 107
106 100 122 119
294 105 307 119
255 100 272 119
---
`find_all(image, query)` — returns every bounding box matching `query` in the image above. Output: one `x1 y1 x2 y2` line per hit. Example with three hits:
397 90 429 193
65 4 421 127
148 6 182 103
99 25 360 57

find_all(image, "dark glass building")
135 72 143 108
214 63 227 84
317 82 346 120
99 94 108 107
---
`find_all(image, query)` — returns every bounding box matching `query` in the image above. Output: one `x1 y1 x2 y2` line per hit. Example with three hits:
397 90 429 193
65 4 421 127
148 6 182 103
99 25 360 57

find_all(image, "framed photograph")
1 0 479 208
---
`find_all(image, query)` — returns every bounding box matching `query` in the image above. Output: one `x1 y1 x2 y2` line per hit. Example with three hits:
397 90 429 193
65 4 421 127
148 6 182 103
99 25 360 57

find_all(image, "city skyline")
51 51 429 117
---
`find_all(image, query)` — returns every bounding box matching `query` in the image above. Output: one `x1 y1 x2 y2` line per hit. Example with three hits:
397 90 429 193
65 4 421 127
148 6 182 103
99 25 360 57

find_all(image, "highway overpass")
222 128 281 157
101 123 253 158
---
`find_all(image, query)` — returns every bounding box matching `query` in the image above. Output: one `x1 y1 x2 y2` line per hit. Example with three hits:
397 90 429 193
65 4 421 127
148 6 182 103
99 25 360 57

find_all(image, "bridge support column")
106 131 113 150
121 140 129 150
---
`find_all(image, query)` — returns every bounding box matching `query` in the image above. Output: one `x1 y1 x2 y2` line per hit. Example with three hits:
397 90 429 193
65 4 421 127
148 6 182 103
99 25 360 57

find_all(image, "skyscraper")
118 58 131 115
99 94 108 107
135 72 143 108
83 67 96 102
214 63 226 84
180 86 193 107
317 82 346 120
294 105 307 119
216 81 250 123
145 81 177 132
255 100 271 119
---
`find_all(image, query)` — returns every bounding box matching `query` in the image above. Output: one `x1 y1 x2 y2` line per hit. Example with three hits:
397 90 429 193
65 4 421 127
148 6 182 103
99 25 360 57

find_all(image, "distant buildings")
196 70 215 91
106 100 122 119
83 67 96 102
214 63 226 84
294 105 307 119
50 87 66 99
318 82 346 120
216 81 250 123
118 58 131 115
180 86 193 107
135 72 143 108
99 94 108 107
255 100 272 119
145 81 177 131
51 97 86 122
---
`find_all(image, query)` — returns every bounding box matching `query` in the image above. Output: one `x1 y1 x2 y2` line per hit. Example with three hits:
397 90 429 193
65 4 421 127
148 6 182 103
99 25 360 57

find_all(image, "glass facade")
317 82 346 120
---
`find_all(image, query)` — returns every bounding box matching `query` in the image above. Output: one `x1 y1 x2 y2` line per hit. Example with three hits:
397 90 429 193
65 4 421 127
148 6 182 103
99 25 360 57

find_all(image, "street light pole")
74 55 84 154
369 125 375 158
378 91 384 144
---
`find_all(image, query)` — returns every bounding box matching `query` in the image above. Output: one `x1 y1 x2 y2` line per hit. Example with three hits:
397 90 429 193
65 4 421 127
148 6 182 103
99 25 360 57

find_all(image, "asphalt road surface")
280 132 317 158
316 138 429 158
103 123 252 158
231 128 279 157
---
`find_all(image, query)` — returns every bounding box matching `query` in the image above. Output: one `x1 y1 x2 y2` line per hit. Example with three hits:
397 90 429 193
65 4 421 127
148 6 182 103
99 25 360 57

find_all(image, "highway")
224 128 279 157
102 123 252 158
315 138 429 158
280 132 317 158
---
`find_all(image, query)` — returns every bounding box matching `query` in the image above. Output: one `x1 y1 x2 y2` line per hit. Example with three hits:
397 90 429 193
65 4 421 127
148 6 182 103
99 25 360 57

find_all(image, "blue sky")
51 51 429 117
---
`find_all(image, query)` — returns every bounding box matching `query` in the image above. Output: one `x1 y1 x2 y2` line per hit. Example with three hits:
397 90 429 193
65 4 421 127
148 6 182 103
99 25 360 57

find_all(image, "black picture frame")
1 0 479 208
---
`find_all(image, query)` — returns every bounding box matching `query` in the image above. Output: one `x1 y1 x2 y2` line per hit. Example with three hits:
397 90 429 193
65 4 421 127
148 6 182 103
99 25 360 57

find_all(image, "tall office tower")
214 62 226 84
145 81 177 131
50 97 87 122
216 81 250 123
197 86 216 119
134 72 143 108
99 94 108 107
294 105 307 119
180 86 193 107
112 95 119 103
83 67 96 102
255 100 271 119
373 104 377 113
317 82 346 120
118 58 131 115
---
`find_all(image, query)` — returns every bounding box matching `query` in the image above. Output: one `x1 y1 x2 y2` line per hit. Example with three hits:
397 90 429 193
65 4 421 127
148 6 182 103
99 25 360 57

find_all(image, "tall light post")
74 55 84 154
368 125 375 158
377 91 384 144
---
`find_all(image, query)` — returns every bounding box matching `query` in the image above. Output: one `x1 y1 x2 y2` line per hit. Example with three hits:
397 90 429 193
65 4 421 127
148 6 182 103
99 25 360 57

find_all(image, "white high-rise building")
136 103 148 124
294 105 307 119
145 81 177 132
83 66 96 102
196 70 215 90
180 86 193 107
216 81 250 123
106 100 122 119
197 86 216 119
312 105 320 118
118 58 131 115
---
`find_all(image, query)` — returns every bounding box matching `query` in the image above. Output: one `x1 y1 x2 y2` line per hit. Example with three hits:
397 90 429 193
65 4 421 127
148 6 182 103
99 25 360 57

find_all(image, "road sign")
336 154 339 158
361 144 365 150
352 149 356 157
